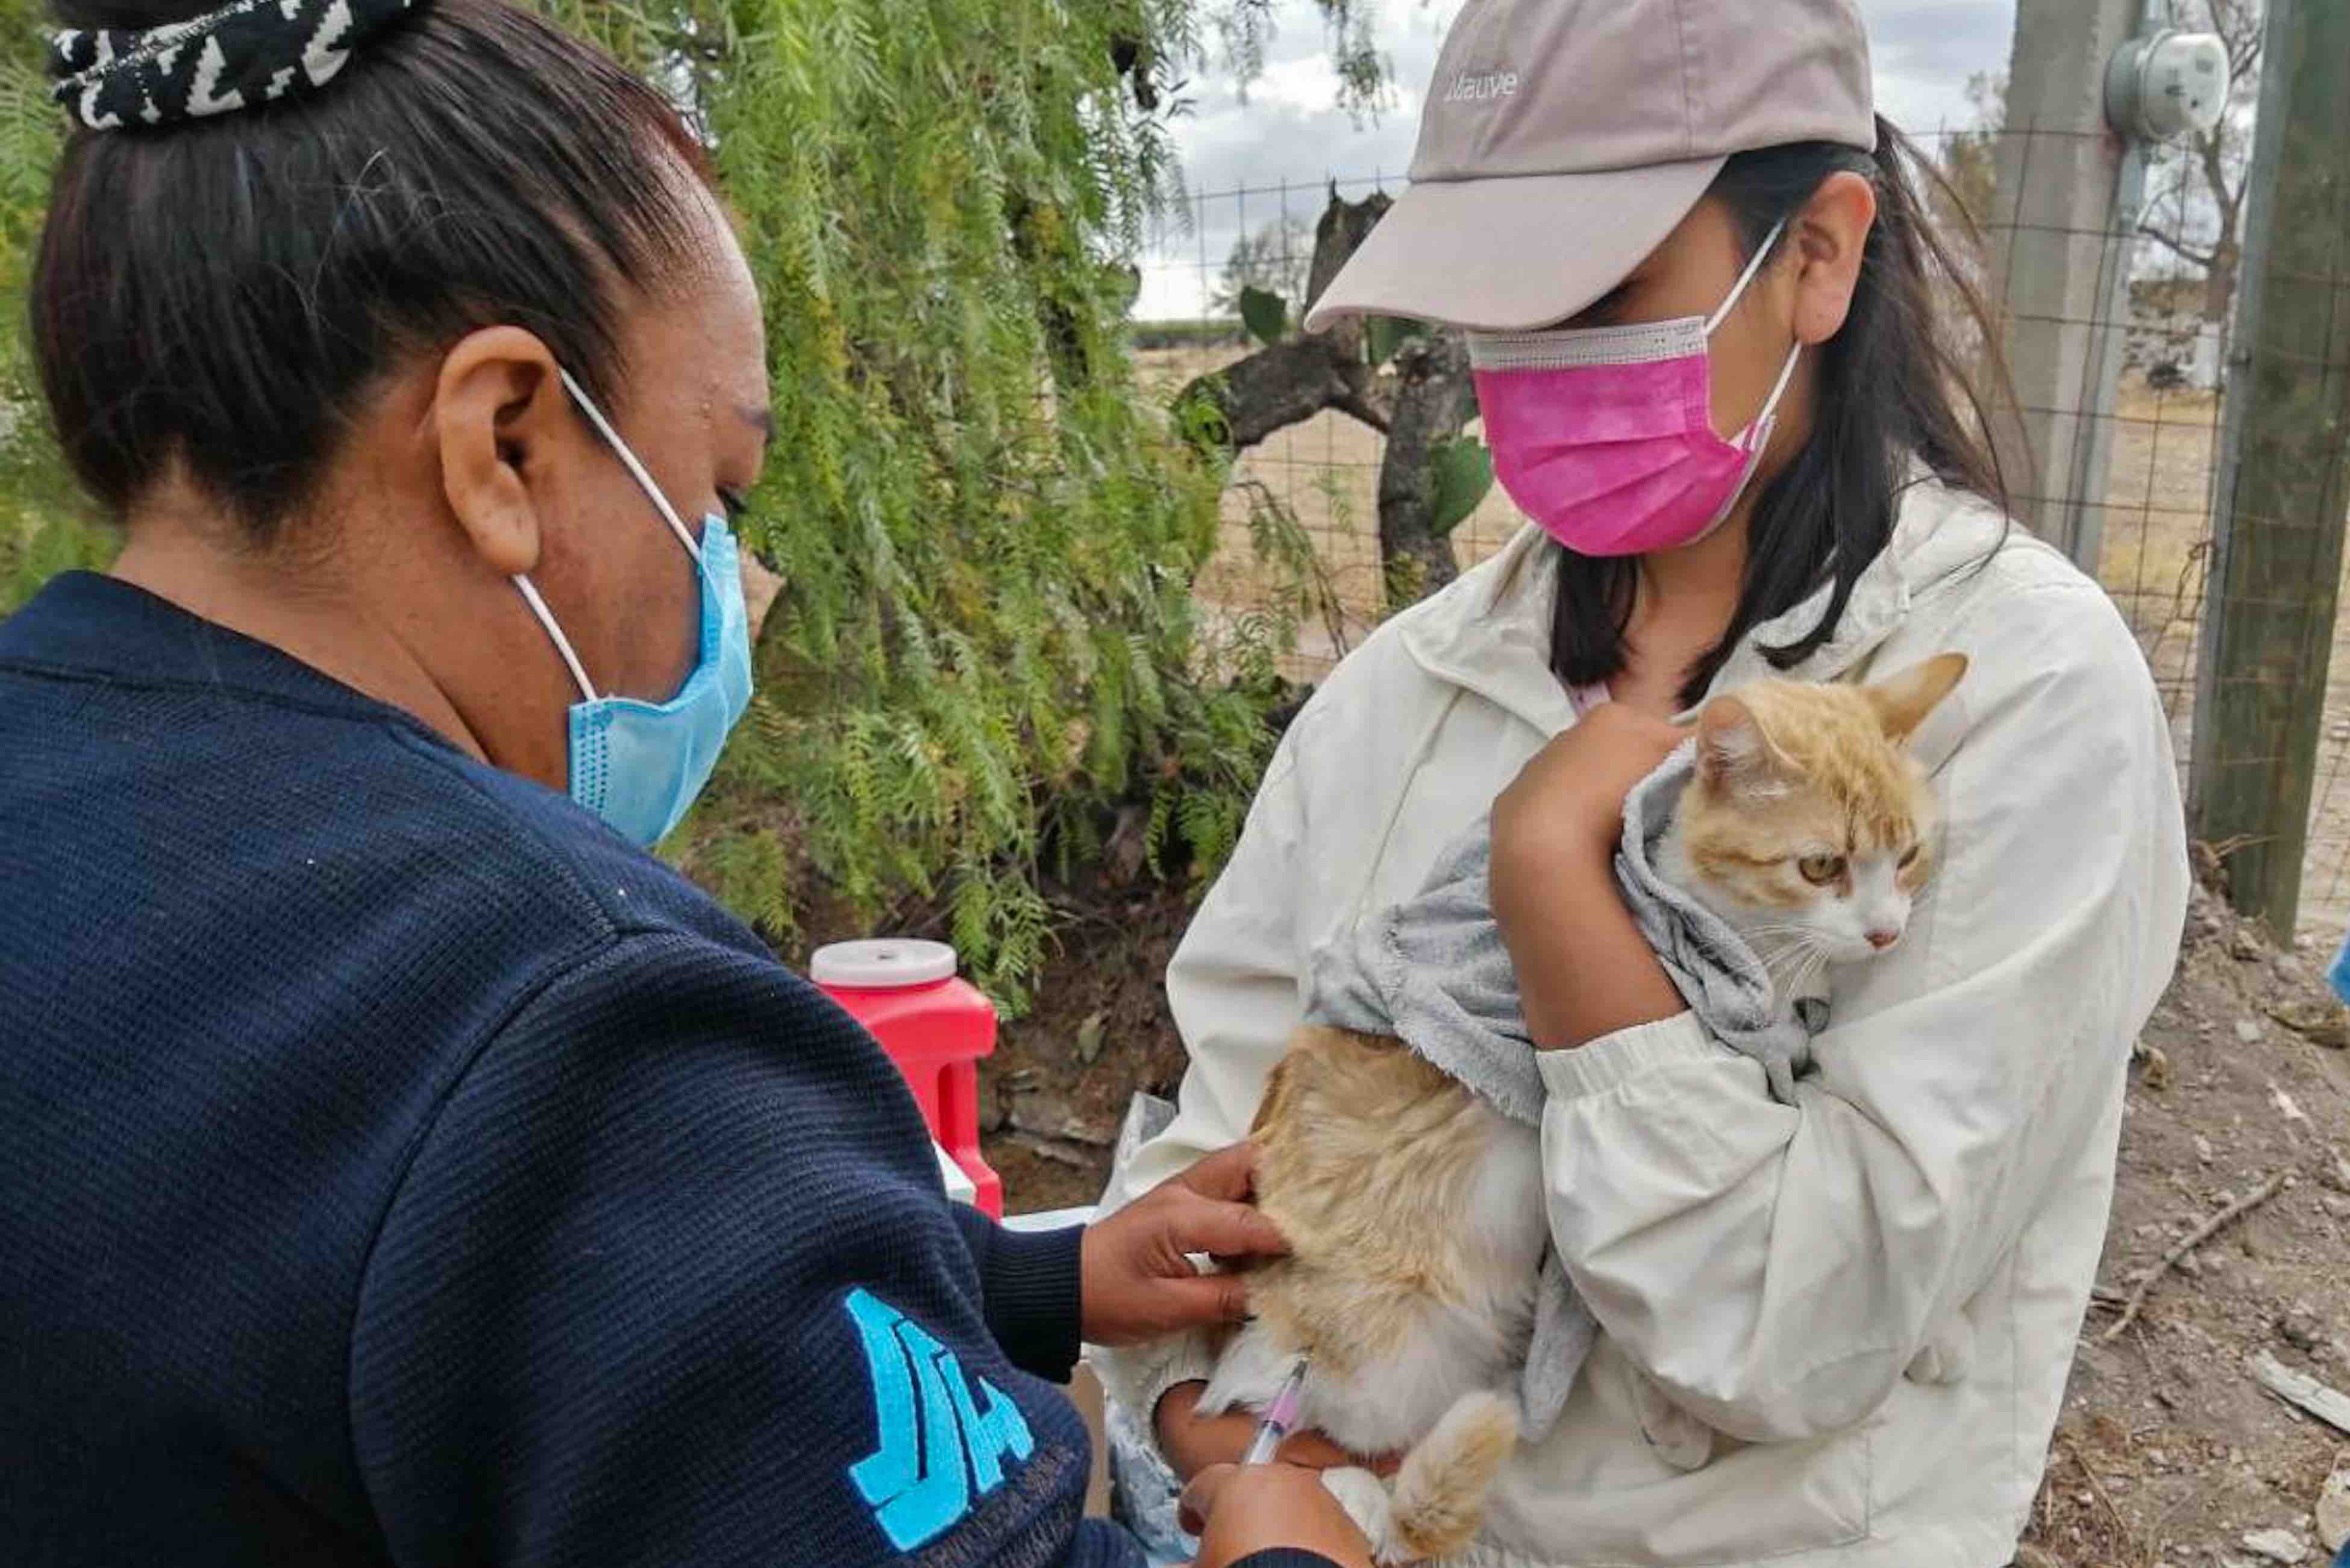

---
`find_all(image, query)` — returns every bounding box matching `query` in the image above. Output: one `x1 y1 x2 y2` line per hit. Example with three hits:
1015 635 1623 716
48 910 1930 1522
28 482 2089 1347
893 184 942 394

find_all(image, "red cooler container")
812 938 1004 1217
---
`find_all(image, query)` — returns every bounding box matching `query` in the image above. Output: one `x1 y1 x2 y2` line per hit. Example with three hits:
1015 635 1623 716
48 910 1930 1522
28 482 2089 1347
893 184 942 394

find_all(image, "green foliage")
0 10 102 616
615 0 1294 1010
1237 284 1289 347
1427 435 1494 538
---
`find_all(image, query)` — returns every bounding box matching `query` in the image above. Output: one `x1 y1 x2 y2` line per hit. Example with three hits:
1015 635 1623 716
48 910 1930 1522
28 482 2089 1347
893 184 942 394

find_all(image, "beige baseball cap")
1305 0 1878 334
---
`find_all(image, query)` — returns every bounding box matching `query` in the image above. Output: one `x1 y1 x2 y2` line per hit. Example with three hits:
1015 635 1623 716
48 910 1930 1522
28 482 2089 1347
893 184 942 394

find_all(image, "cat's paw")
1320 1465 1406 1564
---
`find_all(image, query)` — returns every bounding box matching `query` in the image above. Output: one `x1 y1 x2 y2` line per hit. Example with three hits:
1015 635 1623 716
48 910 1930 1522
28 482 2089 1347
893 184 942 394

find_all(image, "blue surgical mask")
510 370 755 847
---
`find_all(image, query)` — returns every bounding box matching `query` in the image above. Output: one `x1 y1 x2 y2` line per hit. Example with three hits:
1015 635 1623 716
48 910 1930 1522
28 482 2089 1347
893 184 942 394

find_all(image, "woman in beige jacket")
1095 1 2191 1564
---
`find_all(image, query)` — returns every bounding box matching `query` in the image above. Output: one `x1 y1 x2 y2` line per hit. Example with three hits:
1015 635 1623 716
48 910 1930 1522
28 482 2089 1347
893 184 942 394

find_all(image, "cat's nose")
1866 929 1900 951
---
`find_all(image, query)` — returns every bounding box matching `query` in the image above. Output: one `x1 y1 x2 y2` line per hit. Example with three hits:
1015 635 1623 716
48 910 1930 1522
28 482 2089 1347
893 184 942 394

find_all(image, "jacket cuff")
1091 1328 1222 1453
954 1208 1085 1383
1535 1010 1714 1100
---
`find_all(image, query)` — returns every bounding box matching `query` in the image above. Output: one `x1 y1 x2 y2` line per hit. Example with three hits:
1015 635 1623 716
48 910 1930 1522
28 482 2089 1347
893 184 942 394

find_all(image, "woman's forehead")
629 216 768 411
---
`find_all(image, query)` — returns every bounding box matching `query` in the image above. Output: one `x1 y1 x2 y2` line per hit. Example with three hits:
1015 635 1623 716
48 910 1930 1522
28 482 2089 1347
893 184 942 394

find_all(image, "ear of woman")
1789 170 1878 348
431 326 575 581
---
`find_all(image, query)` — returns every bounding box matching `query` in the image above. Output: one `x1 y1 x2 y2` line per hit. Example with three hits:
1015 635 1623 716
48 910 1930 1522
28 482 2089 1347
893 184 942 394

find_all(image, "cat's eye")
1898 845 1921 869
1798 854 1846 886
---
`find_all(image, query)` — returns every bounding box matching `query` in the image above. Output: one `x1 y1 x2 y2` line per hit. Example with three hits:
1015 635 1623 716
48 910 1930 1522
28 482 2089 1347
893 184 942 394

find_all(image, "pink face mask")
1468 219 1802 558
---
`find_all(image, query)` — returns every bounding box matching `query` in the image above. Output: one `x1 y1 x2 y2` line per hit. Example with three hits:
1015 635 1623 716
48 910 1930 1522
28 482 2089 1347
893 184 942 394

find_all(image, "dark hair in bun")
33 0 712 542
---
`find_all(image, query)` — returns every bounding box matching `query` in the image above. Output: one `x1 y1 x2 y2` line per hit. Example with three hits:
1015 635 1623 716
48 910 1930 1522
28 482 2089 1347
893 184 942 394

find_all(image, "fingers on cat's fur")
1390 1390 1521 1563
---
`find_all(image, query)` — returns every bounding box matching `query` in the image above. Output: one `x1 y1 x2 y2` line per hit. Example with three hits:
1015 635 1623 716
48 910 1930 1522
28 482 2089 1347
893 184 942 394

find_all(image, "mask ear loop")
556 368 705 567
507 366 713 704
1703 215 1792 337
513 575 599 702
1701 214 1802 453
1741 339 1805 453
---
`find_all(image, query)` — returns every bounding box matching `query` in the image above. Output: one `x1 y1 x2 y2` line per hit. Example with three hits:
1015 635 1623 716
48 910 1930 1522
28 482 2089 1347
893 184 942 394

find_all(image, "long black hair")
1549 117 2016 710
32 0 713 546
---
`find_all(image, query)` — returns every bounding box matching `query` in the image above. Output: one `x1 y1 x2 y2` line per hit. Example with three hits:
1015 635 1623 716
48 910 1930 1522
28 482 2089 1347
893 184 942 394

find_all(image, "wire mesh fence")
1136 170 1527 664
1139 113 2350 943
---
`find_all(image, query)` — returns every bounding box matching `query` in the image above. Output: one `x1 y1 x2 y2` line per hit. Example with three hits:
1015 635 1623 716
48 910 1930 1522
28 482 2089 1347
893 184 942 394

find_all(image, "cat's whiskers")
1788 948 1831 1000
1741 925 1825 957
1755 935 1825 980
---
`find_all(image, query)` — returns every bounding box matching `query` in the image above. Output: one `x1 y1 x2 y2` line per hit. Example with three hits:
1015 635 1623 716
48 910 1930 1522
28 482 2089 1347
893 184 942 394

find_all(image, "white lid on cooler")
808 937 959 989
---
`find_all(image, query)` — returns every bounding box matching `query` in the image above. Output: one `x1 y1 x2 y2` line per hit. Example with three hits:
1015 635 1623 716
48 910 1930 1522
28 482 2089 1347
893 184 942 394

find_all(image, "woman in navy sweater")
0 0 1368 1563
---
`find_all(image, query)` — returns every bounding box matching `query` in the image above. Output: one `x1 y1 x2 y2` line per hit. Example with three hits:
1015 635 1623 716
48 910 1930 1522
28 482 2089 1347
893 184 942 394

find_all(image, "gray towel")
1303 741 1824 1442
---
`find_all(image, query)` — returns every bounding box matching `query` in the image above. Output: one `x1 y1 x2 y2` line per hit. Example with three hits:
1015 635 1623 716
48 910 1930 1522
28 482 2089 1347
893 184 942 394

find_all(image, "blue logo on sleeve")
844 1288 1036 1551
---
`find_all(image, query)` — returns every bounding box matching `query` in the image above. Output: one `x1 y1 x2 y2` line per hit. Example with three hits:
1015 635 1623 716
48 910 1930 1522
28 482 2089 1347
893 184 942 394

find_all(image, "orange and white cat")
1658 653 1966 985
1195 654 1967 1564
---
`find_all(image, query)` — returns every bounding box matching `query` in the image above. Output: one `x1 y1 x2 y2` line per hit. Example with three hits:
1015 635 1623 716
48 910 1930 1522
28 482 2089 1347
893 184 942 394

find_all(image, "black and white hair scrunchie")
49 0 417 131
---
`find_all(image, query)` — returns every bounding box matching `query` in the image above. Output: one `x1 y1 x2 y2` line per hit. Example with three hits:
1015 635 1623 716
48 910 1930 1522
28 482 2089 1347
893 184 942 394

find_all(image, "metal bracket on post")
2105 27 2232 143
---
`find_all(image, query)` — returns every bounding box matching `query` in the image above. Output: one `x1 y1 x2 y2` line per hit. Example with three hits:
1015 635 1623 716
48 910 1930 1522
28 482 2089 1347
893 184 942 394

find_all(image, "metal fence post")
1989 0 2149 570
2189 0 2350 937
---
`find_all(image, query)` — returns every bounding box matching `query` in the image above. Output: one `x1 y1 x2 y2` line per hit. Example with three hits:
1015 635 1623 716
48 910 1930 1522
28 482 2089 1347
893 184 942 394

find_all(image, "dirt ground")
976 875 1198 1213
2016 866 2350 1568
982 858 2350 1566
1138 345 2350 948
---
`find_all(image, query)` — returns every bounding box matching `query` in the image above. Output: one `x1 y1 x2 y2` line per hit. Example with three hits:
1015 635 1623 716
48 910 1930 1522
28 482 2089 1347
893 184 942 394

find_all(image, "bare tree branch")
1171 189 1396 458
1173 336 1391 455
2140 222 2219 269
2198 122 2239 220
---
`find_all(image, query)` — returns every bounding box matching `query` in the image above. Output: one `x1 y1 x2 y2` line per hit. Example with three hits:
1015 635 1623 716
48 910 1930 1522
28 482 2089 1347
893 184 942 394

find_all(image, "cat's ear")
1864 653 1969 745
1697 696 1785 793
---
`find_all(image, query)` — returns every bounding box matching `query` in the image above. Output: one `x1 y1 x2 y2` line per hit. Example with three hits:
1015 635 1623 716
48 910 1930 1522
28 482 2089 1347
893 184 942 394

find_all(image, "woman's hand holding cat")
1079 1141 1291 1345
1492 704 1690 1048
1178 1461 1374 1568
1493 702 1687 858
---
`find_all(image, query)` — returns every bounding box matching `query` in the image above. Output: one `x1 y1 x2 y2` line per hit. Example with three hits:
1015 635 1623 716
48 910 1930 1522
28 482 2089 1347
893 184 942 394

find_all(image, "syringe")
1239 1355 1312 1466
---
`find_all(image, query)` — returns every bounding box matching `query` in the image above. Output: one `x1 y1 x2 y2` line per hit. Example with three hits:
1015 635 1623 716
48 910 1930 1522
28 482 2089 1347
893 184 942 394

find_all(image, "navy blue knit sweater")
0 573 1338 1568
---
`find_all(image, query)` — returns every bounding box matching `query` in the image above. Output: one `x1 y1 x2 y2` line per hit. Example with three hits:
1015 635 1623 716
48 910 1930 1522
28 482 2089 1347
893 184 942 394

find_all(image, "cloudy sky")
1137 0 2019 317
